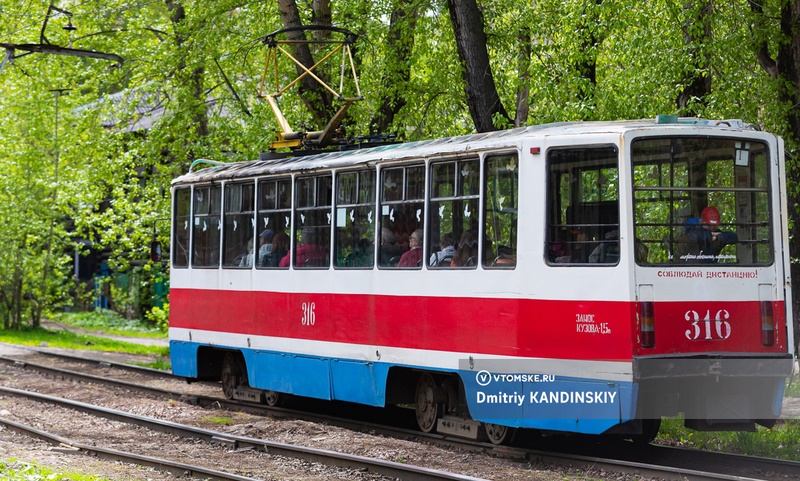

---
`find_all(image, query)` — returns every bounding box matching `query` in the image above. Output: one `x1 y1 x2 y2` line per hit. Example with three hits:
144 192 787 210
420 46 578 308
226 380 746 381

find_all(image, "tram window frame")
545 145 620 266
379 164 426 269
173 187 191 268
482 153 518 269
191 184 222 268
428 157 480 269
292 174 332 268
256 177 292 269
335 169 376 269
222 182 256 268
631 137 772 266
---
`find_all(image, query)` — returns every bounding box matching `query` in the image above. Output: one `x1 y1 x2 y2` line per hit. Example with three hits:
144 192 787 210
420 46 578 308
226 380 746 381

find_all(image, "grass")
786 370 800 398
0 459 111 480
51 309 166 338
0 309 171 369
657 417 800 460
0 325 168 358
200 416 234 426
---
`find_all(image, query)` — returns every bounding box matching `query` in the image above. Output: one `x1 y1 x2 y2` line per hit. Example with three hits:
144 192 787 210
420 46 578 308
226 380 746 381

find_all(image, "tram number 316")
301 302 316 326
684 309 731 340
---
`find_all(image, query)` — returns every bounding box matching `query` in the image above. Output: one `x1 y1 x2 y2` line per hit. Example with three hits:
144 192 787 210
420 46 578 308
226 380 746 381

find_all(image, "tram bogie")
169 118 795 444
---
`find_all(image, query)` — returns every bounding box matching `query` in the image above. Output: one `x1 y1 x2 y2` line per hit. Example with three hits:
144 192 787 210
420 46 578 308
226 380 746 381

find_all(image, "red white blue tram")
169 118 795 444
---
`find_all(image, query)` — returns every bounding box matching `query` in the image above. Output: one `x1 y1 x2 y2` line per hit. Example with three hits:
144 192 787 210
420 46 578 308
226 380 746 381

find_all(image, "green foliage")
0 0 798 328
145 303 170 333
0 459 112 481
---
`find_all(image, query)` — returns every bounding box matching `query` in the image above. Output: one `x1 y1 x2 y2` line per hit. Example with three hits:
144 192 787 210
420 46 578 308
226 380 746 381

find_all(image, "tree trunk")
165 0 208 140
750 0 800 354
370 0 419 136
514 26 531 128
676 1 712 116
446 0 509 132
573 0 604 120
276 0 334 126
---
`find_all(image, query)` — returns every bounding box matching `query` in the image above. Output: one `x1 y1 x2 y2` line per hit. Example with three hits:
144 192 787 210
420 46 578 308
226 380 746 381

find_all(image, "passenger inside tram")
257 229 275 265
280 227 328 267
430 231 456 267
451 230 478 267
685 206 738 263
398 229 424 267
380 227 402 266
267 231 289 267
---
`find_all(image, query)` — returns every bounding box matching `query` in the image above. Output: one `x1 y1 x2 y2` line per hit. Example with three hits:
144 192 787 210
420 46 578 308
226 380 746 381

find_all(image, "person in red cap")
686 205 737 262
701 206 721 226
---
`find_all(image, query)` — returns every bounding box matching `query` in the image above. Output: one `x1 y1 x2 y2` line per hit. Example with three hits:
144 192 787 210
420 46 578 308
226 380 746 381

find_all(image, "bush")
145 302 169 333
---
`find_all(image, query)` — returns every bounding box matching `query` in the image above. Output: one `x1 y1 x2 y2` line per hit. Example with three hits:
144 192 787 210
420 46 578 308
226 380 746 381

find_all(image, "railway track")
1 345 797 481
0 386 487 481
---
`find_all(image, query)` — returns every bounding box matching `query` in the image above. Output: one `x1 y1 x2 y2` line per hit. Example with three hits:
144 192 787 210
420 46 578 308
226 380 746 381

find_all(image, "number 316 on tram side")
168 117 795 445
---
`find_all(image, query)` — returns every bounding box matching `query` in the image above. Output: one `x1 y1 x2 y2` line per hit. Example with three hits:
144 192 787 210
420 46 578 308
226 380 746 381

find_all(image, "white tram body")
169 118 794 440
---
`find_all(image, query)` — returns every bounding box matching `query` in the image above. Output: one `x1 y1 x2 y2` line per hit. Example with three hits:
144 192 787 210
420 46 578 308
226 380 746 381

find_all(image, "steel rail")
2 349 797 481
0 416 259 481
0 342 173 378
0 386 489 481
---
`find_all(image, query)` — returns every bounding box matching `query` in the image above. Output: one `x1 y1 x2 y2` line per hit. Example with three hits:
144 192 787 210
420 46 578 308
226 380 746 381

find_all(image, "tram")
168 117 795 444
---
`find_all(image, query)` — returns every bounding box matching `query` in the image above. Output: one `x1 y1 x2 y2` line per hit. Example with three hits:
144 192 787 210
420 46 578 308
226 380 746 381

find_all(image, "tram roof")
172 118 757 185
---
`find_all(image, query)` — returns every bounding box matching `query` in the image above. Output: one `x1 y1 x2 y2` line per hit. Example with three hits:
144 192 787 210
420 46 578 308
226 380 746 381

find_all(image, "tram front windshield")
632 137 771 266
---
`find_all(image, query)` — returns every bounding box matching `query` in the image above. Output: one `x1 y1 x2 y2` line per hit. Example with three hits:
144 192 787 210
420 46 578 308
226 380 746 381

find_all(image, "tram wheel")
484 423 516 445
631 418 661 445
264 390 283 407
221 352 242 400
415 373 443 433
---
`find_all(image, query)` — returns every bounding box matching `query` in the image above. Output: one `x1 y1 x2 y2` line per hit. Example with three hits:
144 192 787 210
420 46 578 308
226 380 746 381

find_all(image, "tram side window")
173 187 191 268
632 137 772 265
192 185 222 267
379 165 425 268
292 175 332 268
428 158 479 268
483 154 518 268
256 178 291 268
335 170 376 268
546 146 620 265
222 183 255 268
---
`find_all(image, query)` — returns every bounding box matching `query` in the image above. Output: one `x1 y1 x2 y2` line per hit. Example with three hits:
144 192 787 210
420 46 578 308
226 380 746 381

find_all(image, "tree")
446 0 510 131
749 0 800 352
676 1 713 116
369 0 421 135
